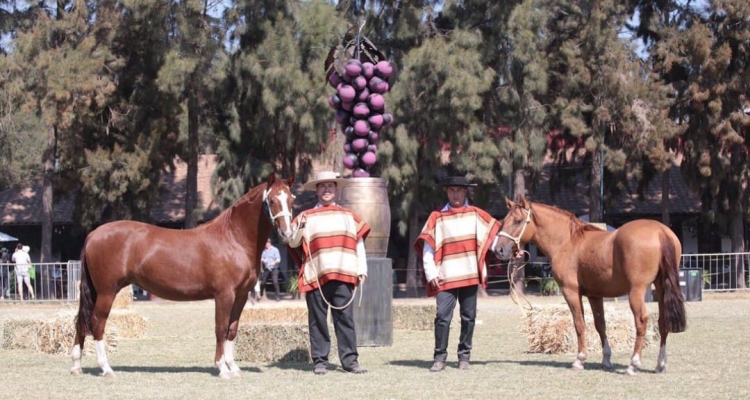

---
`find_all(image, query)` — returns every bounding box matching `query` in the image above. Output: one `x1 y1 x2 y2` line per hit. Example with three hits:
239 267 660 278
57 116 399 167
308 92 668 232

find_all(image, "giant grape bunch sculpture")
327 59 394 178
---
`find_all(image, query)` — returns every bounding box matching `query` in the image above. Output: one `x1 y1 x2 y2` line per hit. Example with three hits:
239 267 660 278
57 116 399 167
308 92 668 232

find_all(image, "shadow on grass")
81 365 262 377
387 359 438 369
484 359 653 374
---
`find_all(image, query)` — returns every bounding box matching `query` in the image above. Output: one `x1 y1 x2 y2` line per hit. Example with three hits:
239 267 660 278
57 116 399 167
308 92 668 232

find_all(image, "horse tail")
75 244 97 335
657 233 687 333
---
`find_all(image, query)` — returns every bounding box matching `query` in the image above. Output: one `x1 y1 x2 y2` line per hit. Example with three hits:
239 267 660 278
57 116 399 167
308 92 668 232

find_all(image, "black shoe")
458 360 471 370
314 365 327 375
429 361 446 372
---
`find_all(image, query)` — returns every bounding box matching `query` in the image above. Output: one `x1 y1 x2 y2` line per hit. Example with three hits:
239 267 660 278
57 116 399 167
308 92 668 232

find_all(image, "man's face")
445 186 467 208
265 241 272 249
316 182 338 205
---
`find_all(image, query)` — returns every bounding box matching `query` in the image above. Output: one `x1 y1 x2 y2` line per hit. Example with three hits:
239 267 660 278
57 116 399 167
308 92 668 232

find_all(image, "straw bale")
234 322 338 364
392 303 460 330
240 306 308 324
522 305 660 354
2 316 118 356
112 286 134 309
108 310 147 338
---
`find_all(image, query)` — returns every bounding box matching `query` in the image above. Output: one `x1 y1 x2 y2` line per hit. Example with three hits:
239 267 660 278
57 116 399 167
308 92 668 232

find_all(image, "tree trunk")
511 165 526 295
590 143 602 223
41 125 55 263
661 168 671 226
729 206 745 289
406 212 420 298
184 89 199 228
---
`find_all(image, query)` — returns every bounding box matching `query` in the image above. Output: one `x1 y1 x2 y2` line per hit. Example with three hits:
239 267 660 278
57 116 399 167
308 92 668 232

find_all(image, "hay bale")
108 310 147 338
112 286 134 309
234 322 338 364
392 304 435 330
522 305 659 354
2 315 118 356
240 306 308 324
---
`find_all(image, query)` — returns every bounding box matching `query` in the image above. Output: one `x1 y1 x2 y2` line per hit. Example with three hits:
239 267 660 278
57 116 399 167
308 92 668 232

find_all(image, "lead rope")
301 214 363 311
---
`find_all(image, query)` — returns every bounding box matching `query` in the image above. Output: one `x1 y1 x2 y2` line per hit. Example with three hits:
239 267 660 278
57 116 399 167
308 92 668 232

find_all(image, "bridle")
497 207 532 252
262 187 294 226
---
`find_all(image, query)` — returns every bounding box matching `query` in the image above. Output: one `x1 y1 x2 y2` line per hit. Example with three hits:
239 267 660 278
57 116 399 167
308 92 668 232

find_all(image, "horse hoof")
571 361 585 371
602 363 614 371
655 366 666 374
230 370 241 379
70 367 82 376
102 371 116 378
219 371 234 379
626 366 638 376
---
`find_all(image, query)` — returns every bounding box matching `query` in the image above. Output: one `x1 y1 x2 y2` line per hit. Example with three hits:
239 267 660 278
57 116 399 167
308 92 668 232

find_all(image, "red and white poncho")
288 205 370 293
414 206 501 297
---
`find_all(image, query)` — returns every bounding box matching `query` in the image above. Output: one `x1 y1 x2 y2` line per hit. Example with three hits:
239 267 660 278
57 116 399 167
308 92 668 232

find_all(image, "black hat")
439 176 477 187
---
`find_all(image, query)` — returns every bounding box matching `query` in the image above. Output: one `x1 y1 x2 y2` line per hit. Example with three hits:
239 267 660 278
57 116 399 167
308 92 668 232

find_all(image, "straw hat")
22 245 30 253
302 171 349 191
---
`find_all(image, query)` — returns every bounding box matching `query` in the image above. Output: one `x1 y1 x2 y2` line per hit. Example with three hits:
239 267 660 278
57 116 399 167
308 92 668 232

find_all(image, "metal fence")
0 261 80 302
0 252 747 302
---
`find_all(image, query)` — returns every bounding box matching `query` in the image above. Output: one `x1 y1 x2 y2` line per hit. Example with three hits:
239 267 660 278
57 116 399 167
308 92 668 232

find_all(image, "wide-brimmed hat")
439 176 477 187
302 171 349 191
22 245 30 253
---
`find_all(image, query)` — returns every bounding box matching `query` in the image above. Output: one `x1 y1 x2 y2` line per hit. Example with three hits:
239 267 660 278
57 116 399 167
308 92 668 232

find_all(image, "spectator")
12 243 35 300
260 238 282 301
287 171 370 375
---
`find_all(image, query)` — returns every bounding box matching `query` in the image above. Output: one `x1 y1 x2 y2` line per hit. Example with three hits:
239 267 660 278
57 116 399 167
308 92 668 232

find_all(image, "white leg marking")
216 353 232 379
224 340 241 377
655 344 667 373
70 344 83 375
95 340 115 377
601 338 613 370
572 352 586 370
627 353 641 376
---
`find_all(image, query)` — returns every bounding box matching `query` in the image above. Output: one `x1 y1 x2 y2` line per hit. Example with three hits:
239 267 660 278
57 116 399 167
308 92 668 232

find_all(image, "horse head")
494 195 535 260
262 172 296 243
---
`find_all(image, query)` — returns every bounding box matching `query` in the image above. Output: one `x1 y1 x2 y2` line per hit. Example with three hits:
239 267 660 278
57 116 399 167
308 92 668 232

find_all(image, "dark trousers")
434 285 478 362
306 280 359 369
259 268 280 299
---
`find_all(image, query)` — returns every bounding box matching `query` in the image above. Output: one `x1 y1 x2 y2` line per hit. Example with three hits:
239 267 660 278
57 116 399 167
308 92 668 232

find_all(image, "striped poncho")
288 205 370 292
414 206 501 297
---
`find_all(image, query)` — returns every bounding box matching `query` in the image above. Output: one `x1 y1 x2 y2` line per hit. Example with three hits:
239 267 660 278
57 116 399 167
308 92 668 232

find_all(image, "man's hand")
429 277 444 292
358 275 367 285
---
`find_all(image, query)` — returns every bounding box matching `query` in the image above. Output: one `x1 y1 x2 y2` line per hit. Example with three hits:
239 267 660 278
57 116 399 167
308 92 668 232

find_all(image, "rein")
262 187 293 224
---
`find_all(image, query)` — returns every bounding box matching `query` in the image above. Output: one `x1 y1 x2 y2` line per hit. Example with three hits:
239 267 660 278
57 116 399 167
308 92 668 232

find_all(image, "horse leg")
562 287 587 370
627 287 650 375
588 296 613 370
652 281 668 373
214 294 235 379
91 293 116 378
223 291 250 378
70 321 86 375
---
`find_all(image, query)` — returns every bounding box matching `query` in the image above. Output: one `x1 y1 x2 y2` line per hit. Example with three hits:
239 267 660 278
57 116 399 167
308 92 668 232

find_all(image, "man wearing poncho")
288 171 370 375
414 176 502 372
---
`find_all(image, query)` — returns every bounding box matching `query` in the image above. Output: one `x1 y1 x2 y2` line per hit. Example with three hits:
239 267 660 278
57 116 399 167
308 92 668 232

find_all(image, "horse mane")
531 202 601 241
204 182 268 234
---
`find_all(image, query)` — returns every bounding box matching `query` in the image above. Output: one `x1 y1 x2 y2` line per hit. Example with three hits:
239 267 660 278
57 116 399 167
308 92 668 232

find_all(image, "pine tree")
8 0 120 261
380 29 492 295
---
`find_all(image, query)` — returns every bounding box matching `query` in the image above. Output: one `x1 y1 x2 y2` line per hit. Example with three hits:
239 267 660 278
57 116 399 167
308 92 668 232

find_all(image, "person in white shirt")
11 243 35 300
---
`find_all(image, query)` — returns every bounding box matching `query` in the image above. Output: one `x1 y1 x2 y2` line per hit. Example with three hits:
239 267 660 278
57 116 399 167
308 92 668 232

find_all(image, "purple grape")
329 71 342 88
353 103 370 119
345 59 363 77
375 60 393 79
343 152 359 169
362 62 375 79
361 151 377 167
352 138 369 152
353 168 370 178
354 120 370 136
368 93 385 110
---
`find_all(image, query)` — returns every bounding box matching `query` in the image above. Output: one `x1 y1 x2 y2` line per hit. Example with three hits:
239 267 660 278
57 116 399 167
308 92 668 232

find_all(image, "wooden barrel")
337 177 391 257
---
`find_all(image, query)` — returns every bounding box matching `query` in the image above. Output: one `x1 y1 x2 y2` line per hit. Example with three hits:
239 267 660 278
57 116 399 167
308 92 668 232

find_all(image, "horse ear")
519 195 530 209
286 173 295 187
505 196 515 210
267 172 277 186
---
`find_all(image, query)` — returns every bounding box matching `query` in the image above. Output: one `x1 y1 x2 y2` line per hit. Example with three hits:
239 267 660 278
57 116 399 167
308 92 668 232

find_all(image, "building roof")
0 153 702 226
0 155 221 226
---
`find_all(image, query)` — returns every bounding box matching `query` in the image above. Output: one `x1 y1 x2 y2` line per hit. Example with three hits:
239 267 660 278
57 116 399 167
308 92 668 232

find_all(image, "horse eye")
515 219 522 224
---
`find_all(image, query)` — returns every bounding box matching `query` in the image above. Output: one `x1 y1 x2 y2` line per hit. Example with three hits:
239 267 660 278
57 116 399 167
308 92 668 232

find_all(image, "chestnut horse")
70 173 295 378
494 196 686 375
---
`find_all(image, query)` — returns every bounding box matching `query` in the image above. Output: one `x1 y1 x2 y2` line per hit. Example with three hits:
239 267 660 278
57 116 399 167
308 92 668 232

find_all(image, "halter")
262 188 293 224
497 207 532 251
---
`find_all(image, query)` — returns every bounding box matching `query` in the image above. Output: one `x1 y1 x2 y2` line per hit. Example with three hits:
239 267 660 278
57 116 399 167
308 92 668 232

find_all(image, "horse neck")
529 204 574 262
227 184 272 243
